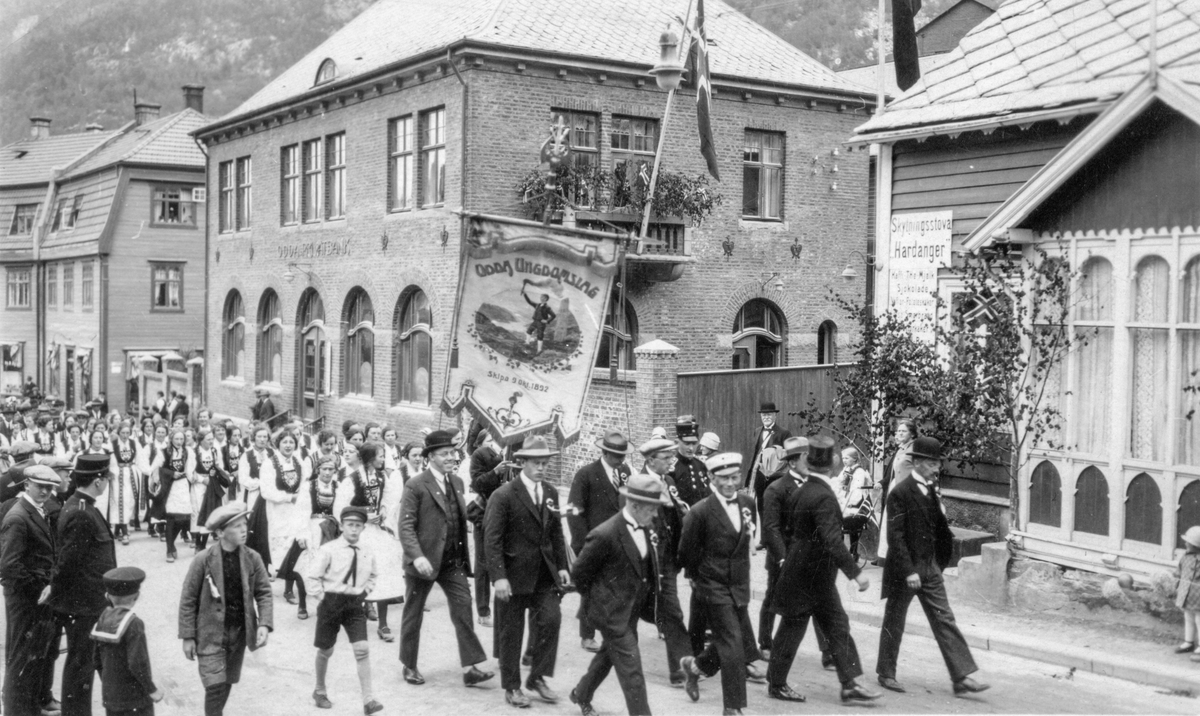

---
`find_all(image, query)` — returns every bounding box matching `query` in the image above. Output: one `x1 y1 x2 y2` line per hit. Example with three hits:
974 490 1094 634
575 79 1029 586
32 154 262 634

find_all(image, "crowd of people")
0 390 992 716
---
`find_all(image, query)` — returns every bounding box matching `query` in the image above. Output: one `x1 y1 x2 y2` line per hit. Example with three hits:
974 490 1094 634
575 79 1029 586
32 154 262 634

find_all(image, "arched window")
257 290 283 384
394 288 431 405
222 291 244 379
315 58 337 86
817 320 837 365
1178 480 1200 549
342 289 374 397
732 299 785 369
1074 466 1109 536
1124 472 1162 544
1029 460 1061 527
1130 256 1170 461
596 294 638 370
1074 257 1114 454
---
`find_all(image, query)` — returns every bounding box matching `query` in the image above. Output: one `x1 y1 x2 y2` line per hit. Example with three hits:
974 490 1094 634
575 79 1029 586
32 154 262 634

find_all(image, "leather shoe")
479 615 493 628
312 690 332 709
767 683 807 702
297 608 309 620
505 689 532 708
522 653 532 666
463 665 494 687
680 656 701 702
364 700 384 715
569 687 598 716
581 638 601 653
365 602 378 621
526 677 559 703
841 682 883 702
745 662 766 684
284 591 298 605
722 710 743 715
821 650 836 670
759 647 771 660
403 666 425 685
878 675 905 693
1174 641 1196 654
377 626 395 642
669 671 685 688
953 676 990 695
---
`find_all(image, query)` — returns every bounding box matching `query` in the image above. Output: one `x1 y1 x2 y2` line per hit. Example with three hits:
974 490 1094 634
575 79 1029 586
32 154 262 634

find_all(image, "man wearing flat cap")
51 453 115 716
567 429 634 653
178 501 274 716
484 435 570 708
876 437 989 697
746 402 791 546
0 463 62 715
1 440 40 503
568 474 670 716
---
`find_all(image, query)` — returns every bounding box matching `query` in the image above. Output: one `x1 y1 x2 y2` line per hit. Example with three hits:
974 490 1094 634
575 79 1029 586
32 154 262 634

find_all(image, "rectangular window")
302 139 323 223
51 198 66 232
325 132 346 219
235 157 252 230
8 204 37 235
388 116 414 212
281 145 300 225
610 117 657 208
81 261 93 311
69 194 82 228
555 110 599 206
150 262 183 311
218 161 234 233
151 186 196 226
62 261 73 308
46 264 57 308
419 108 446 207
5 267 31 308
742 130 784 220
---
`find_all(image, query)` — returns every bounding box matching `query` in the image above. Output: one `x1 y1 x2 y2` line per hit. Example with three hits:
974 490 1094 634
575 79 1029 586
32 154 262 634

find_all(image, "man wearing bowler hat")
567 429 634 653
484 435 570 708
568 474 671 716
746 402 791 545
876 437 989 697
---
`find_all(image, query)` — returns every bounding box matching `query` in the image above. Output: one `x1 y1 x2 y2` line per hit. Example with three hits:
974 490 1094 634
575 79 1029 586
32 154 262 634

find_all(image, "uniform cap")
705 452 743 477
102 567 146 597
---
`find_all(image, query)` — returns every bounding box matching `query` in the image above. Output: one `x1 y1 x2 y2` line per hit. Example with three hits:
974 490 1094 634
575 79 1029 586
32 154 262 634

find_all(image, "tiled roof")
66 110 208 178
854 0 1200 136
837 54 958 99
0 132 115 187
217 0 867 126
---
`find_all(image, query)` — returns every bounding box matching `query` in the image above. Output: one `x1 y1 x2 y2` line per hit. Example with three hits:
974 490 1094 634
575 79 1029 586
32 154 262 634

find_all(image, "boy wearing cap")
178 501 274 716
305 506 383 714
92 567 164 715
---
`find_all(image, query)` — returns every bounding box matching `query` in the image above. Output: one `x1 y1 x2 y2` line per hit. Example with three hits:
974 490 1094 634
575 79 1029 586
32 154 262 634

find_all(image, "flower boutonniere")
741 506 755 534
545 497 560 514
648 529 660 548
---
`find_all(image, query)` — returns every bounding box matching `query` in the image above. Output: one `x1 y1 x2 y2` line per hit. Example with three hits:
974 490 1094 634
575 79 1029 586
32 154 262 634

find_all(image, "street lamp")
649 29 687 91
283 262 314 284
841 250 880 281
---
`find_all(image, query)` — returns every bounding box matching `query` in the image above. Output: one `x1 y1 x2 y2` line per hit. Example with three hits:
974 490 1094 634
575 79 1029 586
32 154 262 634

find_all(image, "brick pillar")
634 339 679 439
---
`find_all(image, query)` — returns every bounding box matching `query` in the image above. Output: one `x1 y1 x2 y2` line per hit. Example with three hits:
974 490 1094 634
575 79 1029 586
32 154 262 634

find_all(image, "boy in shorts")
305 506 382 714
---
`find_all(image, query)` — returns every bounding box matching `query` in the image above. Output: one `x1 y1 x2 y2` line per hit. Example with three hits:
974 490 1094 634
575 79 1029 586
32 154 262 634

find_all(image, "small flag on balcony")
692 0 720 181
893 0 922 92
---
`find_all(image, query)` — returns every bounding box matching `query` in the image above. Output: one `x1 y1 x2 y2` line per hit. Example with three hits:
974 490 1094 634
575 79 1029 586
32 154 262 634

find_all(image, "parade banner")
443 214 620 445
888 210 952 341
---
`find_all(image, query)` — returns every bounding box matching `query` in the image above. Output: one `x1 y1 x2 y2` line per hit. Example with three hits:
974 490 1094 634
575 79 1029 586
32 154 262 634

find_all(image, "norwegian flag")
692 0 720 180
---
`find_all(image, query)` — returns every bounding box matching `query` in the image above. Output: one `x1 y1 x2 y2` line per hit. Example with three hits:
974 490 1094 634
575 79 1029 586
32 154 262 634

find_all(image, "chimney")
182 84 205 114
84 123 104 134
29 117 51 140
134 102 161 127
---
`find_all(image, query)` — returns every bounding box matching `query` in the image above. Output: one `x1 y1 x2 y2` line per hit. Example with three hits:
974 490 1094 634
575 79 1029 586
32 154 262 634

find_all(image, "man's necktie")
343 545 358 587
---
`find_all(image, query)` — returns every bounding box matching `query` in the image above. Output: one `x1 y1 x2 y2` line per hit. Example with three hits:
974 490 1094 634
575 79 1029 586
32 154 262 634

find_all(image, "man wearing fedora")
876 437 989 697
484 435 570 708
469 431 516 628
249 386 277 430
746 402 791 545
671 416 710 508
178 501 274 716
397 430 493 688
769 435 881 704
567 429 634 653
568 474 671 716
50 453 115 716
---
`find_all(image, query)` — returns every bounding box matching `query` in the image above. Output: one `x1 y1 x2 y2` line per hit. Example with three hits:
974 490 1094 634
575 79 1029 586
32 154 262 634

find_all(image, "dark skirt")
245 496 272 567
274 540 304 582
145 473 171 522
196 472 231 528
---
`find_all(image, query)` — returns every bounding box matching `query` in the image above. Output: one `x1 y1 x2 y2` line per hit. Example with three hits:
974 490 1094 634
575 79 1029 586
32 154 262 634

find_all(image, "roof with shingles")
854 0 1200 136
66 109 208 178
0 132 115 187
216 0 869 126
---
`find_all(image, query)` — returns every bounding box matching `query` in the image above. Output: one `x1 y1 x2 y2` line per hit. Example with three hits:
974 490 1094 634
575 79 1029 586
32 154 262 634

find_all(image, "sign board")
888 211 953 340
443 214 619 445
111 361 123 374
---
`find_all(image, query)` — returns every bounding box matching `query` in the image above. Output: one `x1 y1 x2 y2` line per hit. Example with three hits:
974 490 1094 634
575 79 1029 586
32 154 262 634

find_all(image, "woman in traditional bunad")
342 426 365 464
310 429 343 476
138 421 170 539
152 427 192 562
396 441 423 486
381 426 402 478
263 430 312 617
188 428 224 552
108 422 141 545
194 427 231 553
237 424 276 570
335 442 404 641
57 423 85 461
221 424 244 500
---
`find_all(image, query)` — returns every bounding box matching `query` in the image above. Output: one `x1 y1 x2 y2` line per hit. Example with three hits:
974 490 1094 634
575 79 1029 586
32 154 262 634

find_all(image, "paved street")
16 531 1194 716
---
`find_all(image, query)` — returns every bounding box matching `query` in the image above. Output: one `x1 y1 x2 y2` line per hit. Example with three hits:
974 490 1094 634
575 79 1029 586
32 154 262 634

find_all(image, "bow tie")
725 498 738 507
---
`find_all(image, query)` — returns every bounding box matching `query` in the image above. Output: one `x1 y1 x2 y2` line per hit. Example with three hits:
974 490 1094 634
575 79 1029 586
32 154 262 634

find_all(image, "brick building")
195 0 876 479
1 88 208 413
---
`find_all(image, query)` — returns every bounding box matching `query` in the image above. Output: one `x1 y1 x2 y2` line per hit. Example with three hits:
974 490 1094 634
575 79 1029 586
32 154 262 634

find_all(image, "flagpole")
876 0 886 115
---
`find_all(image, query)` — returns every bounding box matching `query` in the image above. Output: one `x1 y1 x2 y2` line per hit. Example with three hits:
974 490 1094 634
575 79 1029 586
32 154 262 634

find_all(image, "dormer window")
315 59 337 86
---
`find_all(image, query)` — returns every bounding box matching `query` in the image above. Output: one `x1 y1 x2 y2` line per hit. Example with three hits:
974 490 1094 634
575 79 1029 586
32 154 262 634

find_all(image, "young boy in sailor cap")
92 566 163 715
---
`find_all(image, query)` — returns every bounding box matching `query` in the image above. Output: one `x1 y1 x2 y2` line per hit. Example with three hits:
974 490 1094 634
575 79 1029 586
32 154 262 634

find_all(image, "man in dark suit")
1 441 40 503
758 436 806 659
170 394 190 427
876 437 990 696
250 387 278 429
566 429 633 653
469 431 514 628
671 416 709 507
1 464 62 716
50 454 116 716
568 474 668 716
768 436 880 704
484 435 570 709
745 402 791 541
398 430 493 688
678 452 759 716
